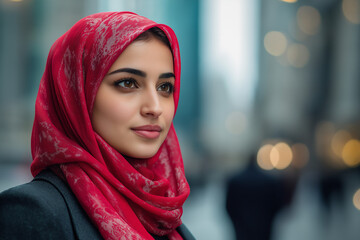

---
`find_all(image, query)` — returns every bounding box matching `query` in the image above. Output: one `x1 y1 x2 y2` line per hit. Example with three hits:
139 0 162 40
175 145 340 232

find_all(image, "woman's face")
92 37 175 158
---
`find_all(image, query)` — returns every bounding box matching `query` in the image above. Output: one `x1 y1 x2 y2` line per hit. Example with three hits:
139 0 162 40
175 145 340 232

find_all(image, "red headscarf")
30 12 190 239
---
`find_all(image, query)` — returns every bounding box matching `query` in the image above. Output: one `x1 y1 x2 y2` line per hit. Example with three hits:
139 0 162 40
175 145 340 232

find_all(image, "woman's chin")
121 149 159 160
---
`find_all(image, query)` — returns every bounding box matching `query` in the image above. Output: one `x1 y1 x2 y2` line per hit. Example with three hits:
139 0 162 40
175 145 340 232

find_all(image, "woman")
0 12 193 240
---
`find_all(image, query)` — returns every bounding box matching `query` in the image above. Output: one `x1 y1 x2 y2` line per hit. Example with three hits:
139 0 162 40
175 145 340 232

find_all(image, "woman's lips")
131 125 162 139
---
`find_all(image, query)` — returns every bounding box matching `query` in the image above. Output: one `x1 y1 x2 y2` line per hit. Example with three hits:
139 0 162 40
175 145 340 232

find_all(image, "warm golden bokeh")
353 189 360 210
297 6 321 35
342 139 360 167
291 143 309 169
342 0 360 24
286 43 310 68
270 146 280 167
257 144 275 170
264 31 287 56
331 130 352 158
272 142 293 169
257 142 294 170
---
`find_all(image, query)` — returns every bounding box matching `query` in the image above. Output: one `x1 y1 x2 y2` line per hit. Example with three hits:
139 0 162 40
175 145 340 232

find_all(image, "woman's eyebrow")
108 68 174 79
108 68 146 77
159 72 175 79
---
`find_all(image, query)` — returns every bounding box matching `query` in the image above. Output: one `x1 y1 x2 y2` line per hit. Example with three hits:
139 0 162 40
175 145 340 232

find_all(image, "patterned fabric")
30 12 189 240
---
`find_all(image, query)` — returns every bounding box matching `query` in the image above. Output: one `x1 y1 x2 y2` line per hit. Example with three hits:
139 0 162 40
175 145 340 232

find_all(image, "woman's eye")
157 82 174 94
115 79 137 89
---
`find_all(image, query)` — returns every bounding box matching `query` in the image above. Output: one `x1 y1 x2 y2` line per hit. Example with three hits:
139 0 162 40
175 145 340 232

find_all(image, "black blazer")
0 170 194 240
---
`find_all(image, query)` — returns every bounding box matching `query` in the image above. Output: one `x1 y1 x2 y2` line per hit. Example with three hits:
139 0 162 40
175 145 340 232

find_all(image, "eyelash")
114 77 138 89
113 78 175 94
158 81 174 94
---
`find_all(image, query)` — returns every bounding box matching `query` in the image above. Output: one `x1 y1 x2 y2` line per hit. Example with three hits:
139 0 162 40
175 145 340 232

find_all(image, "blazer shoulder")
0 173 75 240
178 224 196 240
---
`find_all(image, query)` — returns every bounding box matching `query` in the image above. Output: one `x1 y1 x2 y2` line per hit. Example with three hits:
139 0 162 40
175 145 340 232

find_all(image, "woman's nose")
140 89 162 118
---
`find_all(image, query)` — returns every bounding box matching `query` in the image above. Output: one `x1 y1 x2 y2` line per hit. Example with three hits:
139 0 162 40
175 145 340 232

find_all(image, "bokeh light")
257 142 294 170
286 43 310 68
264 31 288 56
272 142 293 170
342 0 360 24
291 143 309 169
270 145 280 167
257 144 275 170
342 139 360 167
331 130 352 158
281 0 298 3
297 6 322 35
353 189 360 210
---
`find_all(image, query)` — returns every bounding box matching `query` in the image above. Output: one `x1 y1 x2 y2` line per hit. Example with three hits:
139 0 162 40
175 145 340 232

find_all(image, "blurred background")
1 0 360 239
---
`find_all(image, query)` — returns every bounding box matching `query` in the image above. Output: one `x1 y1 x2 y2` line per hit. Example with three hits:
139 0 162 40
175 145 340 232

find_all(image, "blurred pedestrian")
226 154 292 240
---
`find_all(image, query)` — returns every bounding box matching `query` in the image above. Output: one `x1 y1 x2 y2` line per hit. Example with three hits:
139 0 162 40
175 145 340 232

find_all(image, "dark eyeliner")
113 77 138 88
159 81 175 93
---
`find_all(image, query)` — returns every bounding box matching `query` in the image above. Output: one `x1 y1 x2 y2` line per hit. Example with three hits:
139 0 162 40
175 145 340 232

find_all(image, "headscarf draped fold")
30 11 189 240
